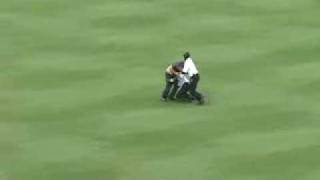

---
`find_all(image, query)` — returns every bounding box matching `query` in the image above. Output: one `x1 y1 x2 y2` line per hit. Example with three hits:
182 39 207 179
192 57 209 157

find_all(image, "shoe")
160 97 167 102
198 98 205 105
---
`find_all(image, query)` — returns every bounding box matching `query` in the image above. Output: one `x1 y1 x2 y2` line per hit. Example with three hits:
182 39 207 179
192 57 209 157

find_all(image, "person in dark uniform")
161 61 184 101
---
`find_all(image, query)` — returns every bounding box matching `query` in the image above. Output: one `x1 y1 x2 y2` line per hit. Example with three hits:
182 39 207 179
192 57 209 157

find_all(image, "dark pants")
162 73 178 99
189 74 203 101
176 83 193 101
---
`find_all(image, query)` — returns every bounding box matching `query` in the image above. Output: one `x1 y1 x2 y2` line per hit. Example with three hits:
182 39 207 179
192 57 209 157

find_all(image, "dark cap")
183 52 191 60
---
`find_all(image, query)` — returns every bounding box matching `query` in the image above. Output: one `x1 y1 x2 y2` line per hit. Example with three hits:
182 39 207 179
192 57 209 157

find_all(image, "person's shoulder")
186 57 193 63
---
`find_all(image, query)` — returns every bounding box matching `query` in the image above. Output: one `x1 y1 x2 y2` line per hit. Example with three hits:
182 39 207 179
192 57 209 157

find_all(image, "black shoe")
198 98 205 105
160 97 167 102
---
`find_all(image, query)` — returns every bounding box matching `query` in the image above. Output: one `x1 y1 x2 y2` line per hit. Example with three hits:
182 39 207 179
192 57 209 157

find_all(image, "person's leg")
161 73 174 100
184 91 195 101
181 84 195 101
189 74 203 103
176 83 192 101
168 80 179 100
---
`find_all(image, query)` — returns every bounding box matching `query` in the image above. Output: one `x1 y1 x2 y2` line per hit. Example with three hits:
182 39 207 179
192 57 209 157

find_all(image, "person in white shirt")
182 52 204 104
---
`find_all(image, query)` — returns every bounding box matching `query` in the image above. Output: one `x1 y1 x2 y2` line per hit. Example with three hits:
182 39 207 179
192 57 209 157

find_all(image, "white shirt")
182 57 199 77
177 74 190 87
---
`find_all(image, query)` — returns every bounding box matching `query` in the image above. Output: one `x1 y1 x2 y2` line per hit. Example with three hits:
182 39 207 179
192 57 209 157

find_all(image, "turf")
1 0 320 179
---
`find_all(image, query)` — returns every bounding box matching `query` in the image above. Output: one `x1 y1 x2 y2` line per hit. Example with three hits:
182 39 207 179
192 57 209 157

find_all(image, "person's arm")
169 66 180 76
172 69 180 76
166 65 172 74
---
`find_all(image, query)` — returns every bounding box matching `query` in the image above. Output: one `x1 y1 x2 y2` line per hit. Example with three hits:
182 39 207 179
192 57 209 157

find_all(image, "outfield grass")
1 0 320 179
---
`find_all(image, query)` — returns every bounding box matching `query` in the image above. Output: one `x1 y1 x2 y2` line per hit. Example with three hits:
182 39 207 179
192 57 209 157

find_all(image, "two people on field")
161 52 204 105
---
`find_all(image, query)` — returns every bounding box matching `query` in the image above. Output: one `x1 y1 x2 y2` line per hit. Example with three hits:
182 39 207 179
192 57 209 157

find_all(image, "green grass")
1 0 320 179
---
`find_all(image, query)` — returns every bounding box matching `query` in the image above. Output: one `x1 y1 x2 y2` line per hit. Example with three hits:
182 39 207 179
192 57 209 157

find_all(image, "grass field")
1 0 320 179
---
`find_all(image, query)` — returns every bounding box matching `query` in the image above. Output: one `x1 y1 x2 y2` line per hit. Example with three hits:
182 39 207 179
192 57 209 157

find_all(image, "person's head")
183 52 191 60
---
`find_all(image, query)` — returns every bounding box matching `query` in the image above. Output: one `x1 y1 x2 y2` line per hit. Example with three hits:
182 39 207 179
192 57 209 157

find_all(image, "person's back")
183 55 199 77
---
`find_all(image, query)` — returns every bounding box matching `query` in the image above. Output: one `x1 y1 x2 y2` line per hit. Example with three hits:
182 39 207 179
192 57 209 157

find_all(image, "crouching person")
161 61 184 101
